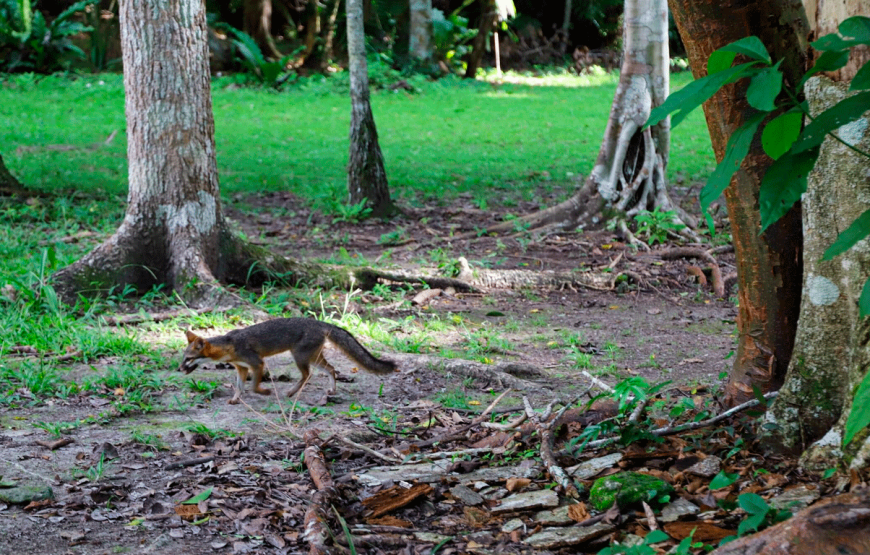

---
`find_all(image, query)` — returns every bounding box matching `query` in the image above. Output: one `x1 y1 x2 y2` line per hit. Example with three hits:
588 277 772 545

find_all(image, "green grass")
0 71 714 206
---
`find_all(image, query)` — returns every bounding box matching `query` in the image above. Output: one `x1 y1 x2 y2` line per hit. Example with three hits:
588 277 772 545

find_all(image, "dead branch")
303 430 338 555
102 307 221 325
578 392 779 452
523 396 581 498
163 456 215 470
330 435 402 464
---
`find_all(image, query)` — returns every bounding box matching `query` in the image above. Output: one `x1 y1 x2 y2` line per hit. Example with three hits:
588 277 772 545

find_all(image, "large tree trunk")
346 0 394 218
244 0 282 59
464 0 496 78
475 0 686 240
761 69 870 464
52 0 305 307
669 0 808 405
409 0 433 61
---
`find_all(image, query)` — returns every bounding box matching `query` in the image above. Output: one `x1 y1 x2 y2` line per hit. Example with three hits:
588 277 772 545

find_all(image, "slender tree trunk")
669 0 808 405
346 0 394 218
560 0 572 55
322 0 342 69
51 0 307 307
244 0 282 59
464 0 496 78
409 0 433 61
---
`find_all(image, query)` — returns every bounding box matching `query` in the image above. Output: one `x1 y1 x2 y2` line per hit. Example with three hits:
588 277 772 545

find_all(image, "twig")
578 392 779 451
405 447 496 462
581 371 614 393
102 307 218 325
164 456 215 471
402 389 513 451
330 435 402 464
642 500 659 531
660 246 725 297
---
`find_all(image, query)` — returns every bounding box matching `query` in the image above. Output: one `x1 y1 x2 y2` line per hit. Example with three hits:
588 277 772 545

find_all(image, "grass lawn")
0 70 713 207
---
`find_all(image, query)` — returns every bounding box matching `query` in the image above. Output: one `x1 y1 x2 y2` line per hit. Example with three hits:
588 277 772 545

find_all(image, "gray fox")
179 318 396 404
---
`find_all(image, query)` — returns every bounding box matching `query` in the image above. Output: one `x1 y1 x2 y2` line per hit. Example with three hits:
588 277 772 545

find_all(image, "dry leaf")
567 502 590 522
505 478 531 492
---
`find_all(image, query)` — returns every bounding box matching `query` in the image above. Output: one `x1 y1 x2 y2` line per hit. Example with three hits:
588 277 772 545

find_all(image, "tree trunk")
761 76 870 465
669 0 808 405
244 0 282 60
473 0 686 241
409 0 433 61
346 0 394 218
322 0 342 69
464 0 496 78
51 0 306 307
560 0 572 55
0 153 27 196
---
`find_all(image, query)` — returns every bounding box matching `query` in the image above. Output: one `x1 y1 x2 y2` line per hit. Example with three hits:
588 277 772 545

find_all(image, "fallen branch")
163 456 215 470
522 396 582 498
576 392 779 452
302 430 338 555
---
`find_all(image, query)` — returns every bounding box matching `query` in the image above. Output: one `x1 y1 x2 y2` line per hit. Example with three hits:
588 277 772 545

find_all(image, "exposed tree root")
0 153 48 198
660 247 725 297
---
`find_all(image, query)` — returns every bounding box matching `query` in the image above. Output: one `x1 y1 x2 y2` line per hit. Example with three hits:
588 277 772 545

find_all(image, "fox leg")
313 349 338 395
229 364 249 405
250 361 271 397
285 362 311 397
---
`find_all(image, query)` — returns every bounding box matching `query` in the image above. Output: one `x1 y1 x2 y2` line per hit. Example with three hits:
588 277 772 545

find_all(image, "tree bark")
409 0 433 61
243 0 282 60
669 0 808 405
464 0 496 79
0 153 27 196
468 0 686 241
761 75 870 464
346 0 394 218
51 0 307 307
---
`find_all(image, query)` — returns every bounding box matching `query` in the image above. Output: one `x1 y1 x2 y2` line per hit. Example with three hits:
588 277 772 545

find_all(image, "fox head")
179 330 209 374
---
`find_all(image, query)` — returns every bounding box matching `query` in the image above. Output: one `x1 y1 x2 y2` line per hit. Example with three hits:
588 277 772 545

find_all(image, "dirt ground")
0 192 742 555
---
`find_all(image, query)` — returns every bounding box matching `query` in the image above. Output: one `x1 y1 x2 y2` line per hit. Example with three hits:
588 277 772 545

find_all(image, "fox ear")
185 330 200 344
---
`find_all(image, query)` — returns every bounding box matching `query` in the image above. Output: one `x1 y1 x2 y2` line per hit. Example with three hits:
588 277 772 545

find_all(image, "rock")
533 505 575 526
0 484 53 504
686 456 722 478
589 472 674 511
501 518 526 533
524 522 616 548
660 497 700 522
768 484 821 513
566 453 623 480
492 489 559 514
450 484 485 506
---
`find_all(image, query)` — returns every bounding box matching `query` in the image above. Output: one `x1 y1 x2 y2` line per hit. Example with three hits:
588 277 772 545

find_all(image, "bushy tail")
326 325 397 374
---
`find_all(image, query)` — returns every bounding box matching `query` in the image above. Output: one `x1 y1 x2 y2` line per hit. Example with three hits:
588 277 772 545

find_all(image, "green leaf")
800 49 850 89
792 91 870 154
759 146 819 232
843 369 870 446
812 17 870 50
738 511 766 535
851 60 870 91
738 492 770 516
647 62 759 129
822 209 870 260
183 487 213 504
746 63 783 111
861 279 870 318
822 468 837 479
761 110 802 160
839 16 870 44
708 50 737 75
645 529 670 544
700 113 766 217
717 36 771 64
709 470 740 490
